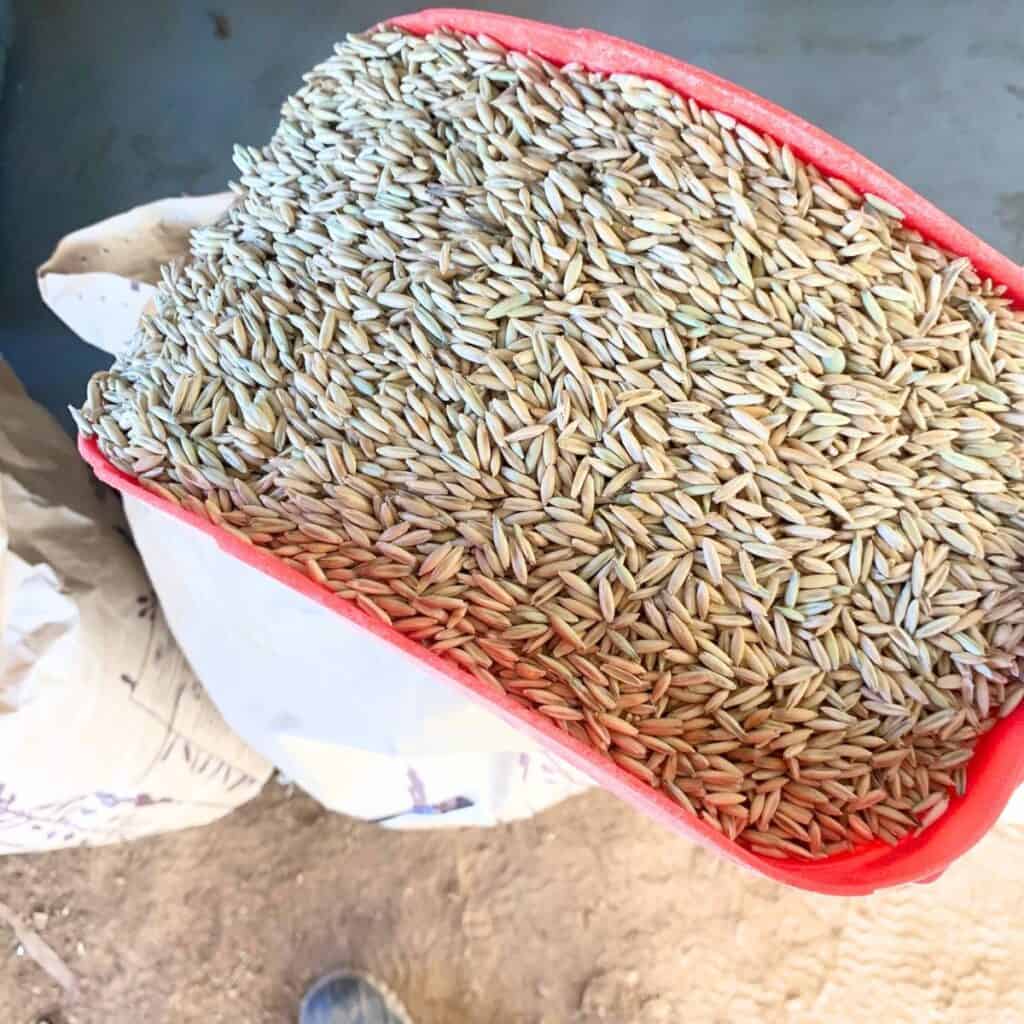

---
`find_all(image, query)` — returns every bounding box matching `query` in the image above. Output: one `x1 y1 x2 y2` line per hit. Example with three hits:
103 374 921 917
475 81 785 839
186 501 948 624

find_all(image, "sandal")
299 969 415 1024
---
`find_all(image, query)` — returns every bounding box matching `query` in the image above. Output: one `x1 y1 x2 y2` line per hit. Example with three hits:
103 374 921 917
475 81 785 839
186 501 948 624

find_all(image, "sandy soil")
2 784 1023 1024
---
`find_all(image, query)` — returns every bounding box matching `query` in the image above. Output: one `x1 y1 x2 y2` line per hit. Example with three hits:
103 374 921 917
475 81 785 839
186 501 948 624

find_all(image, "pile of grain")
76 26 1024 859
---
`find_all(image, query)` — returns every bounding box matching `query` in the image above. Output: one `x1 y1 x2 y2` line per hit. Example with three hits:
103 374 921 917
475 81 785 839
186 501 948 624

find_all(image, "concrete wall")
3 0 1022 427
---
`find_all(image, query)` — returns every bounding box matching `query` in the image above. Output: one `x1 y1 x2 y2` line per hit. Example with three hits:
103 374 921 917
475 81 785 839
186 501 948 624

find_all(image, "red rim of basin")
78 8 1024 894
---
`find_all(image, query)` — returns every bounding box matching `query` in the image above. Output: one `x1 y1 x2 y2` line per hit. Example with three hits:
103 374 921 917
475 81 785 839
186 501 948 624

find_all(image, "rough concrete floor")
3 786 1024 1024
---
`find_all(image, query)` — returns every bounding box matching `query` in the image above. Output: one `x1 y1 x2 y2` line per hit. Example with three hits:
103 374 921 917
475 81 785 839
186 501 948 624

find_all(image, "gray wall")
3 0 1023 428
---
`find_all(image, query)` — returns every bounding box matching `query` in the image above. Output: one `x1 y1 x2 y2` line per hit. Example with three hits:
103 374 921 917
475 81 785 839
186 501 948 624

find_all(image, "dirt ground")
2 784 1024 1024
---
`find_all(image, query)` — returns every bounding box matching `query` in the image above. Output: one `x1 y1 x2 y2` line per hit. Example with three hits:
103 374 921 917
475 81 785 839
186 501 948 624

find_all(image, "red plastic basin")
79 8 1024 894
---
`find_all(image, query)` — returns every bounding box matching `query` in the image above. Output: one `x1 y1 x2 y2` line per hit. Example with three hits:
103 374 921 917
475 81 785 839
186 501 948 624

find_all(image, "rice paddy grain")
78 26 1024 858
